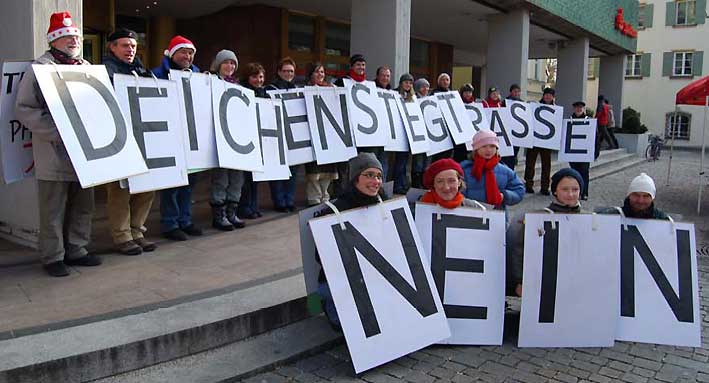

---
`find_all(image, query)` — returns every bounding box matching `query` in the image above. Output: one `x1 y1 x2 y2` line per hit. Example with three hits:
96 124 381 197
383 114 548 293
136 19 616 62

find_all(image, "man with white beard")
15 11 101 277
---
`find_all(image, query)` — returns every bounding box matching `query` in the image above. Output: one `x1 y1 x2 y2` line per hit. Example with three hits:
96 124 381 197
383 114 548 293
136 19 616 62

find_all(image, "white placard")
170 70 218 170
531 103 564 150
268 88 315 165
616 219 700 347
558 119 597 163
435 91 476 145
33 65 148 188
299 202 327 295
465 102 489 133
253 98 291 181
343 79 389 148
396 99 430 155
506 100 535 149
309 197 450 373
483 108 514 157
415 203 506 345
303 86 357 164
1 61 34 183
212 77 263 172
378 89 409 152
113 74 188 193
418 96 453 156
518 213 621 348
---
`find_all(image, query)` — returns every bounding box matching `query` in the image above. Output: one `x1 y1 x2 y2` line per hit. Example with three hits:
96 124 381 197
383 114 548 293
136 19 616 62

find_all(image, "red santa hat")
47 11 81 42
164 35 196 58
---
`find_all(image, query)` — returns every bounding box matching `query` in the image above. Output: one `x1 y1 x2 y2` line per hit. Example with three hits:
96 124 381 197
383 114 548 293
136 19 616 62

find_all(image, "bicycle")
645 134 664 161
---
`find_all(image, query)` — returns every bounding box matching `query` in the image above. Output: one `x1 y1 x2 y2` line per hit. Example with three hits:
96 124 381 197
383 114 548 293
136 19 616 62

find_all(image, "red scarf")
462 94 475 104
349 69 366 82
471 154 503 206
483 97 502 108
50 47 82 65
421 190 465 209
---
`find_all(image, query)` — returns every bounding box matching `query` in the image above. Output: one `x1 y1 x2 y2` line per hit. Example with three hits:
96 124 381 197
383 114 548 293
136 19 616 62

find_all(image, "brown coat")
14 51 90 181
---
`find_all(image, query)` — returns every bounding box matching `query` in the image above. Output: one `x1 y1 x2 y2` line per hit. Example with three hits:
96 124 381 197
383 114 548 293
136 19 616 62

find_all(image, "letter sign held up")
308 198 450 373
558 119 597 163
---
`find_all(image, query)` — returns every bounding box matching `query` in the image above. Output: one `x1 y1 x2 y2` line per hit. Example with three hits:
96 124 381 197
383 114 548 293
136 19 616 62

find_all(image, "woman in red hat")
420 159 474 209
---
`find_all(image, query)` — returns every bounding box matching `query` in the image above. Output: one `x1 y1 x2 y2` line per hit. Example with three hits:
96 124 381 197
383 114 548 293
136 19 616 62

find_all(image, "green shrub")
618 107 648 134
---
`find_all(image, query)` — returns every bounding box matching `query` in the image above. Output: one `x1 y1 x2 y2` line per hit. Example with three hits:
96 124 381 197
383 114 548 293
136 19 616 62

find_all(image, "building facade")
623 0 707 148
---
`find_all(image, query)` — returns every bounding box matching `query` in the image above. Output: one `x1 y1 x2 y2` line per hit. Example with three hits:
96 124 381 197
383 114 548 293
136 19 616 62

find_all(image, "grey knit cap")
413 78 430 94
399 73 414 83
210 49 238 73
349 152 383 183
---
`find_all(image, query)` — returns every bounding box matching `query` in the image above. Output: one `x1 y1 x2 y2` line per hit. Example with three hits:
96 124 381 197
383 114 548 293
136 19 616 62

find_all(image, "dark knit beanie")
399 73 414 83
349 152 382 184
543 87 556 96
551 168 584 195
350 54 366 66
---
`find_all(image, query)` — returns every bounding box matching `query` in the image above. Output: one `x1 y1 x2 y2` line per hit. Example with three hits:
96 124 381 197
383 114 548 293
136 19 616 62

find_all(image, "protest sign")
1 61 33 184
415 203 506 345
343 79 389 147
418 96 453 156
558 119 597 163
397 98 430 155
435 91 476 145
465 102 489 133
268 89 315 165
531 103 564 150
518 213 621 348
309 197 450 373
616 219 700 347
253 98 291 181
113 74 187 193
303 86 357 164
378 89 409 152
170 70 218 170
506 100 535 149
33 65 147 188
484 108 514 157
211 78 263 172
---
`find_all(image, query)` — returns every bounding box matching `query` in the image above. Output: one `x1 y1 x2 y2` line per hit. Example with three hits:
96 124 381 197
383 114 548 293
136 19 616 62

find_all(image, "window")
676 0 697 25
665 112 691 140
638 5 646 28
626 54 642 77
288 14 315 53
325 21 350 57
673 51 694 76
410 39 430 68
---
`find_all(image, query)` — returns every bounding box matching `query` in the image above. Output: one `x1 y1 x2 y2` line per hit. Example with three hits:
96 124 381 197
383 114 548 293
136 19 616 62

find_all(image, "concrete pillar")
350 0 410 87
555 38 589 115
485 9 530 99
0 0 82 247
598 55 626 122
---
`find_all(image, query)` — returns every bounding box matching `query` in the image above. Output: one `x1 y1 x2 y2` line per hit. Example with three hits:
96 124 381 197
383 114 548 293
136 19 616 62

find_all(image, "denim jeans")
160 184 192 232
239 172 260 215
269 165 298 208
392 152 410 194
317 281 340 328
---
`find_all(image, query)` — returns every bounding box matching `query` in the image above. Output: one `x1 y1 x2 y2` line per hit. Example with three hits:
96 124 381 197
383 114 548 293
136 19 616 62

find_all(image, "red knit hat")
164 35 196 58
423 159 464 189
47 11 81 42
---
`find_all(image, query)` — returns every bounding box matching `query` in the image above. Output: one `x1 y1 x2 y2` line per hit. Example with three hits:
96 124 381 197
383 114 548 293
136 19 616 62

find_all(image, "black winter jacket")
102 53 151 83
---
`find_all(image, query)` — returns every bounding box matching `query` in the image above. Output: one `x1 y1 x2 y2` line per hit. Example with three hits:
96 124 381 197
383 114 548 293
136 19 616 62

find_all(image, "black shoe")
275 206 288 213
243 212 259 219
525 187 535 194
182 224 203 236
65 254 102 267
134 238 157 252
581 195 588 200
287 205 296 212
255 211 263 218
540 190 550 196
44 261 70 277
163 228 188 241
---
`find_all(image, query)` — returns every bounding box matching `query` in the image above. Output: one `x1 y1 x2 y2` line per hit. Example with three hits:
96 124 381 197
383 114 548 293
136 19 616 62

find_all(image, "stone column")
0 0 82 247
555 38 590 115
485 9 530 99
598 55 626 122
350 0 411 87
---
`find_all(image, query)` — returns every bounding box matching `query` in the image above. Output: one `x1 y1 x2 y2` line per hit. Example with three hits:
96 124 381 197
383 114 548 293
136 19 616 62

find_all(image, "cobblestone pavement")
245 151 709 383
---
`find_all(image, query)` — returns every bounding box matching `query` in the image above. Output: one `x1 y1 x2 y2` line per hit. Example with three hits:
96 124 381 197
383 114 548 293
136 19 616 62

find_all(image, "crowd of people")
17 12 632 277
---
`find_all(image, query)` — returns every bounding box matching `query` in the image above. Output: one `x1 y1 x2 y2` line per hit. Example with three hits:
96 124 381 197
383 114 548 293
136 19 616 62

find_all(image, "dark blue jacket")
460 159 525 209
151 56 199 80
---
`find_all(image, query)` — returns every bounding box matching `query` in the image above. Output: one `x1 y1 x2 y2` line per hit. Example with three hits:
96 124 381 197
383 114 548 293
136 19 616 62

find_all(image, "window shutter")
693 51 704 76
666 1 676 26
642 53 652 77
697 0 707 24
593 58 600 78
646 4 655 27
663 52 674 76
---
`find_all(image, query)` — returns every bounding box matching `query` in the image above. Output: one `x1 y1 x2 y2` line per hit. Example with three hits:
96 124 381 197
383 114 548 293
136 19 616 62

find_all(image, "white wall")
622 0 708 148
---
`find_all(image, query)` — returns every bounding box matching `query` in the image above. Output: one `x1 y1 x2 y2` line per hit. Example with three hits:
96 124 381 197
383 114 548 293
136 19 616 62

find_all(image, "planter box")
615 133 649 155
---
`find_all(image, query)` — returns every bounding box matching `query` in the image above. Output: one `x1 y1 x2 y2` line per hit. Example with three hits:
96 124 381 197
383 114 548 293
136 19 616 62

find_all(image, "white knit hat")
627 173 656 199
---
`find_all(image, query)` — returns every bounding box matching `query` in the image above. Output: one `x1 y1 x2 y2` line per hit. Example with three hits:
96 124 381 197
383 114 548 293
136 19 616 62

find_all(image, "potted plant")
615 107 649 155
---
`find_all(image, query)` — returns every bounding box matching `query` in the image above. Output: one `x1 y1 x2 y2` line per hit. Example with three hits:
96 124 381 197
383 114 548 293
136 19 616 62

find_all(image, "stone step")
0 274 313 383
92 316 342 383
